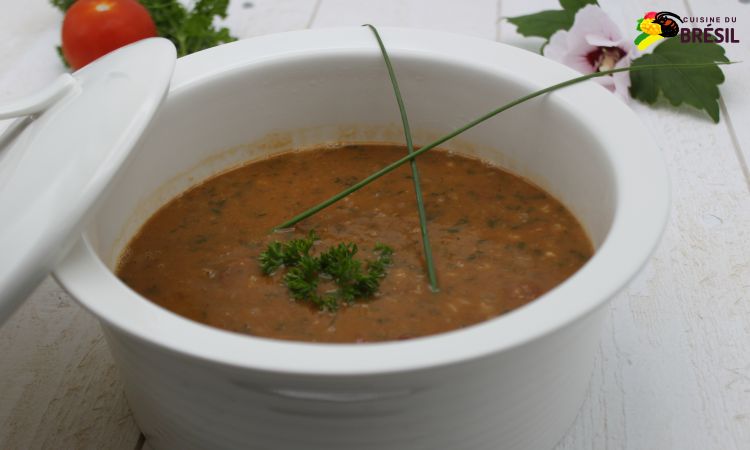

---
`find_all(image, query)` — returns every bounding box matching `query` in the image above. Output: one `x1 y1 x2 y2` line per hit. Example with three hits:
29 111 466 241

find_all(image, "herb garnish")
260 231 394 311
363 24 438 292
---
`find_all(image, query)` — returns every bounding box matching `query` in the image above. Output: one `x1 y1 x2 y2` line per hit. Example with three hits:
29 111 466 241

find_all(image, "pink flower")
543 5 635 100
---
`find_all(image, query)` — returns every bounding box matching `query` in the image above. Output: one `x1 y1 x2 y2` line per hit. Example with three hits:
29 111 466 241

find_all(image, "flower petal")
569 5 624 42
612 56 632 101
543 29 570 61
585 34 620 48
541 3 635 89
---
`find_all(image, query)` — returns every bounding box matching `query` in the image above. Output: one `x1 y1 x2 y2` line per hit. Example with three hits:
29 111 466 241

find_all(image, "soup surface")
117 144 593 343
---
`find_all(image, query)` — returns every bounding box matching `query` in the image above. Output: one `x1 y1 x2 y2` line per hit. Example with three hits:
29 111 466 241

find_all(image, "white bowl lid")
0 38 175 324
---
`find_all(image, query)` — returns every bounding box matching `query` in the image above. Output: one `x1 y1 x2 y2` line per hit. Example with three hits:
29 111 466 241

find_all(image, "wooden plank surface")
311 0 497 39
1 0 749 449
0 279 138 450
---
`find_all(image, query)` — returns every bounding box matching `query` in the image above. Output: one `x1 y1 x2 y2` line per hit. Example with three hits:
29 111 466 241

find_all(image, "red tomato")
61 0 157 70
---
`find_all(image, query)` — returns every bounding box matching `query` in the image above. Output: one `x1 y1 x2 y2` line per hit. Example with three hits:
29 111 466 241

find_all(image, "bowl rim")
54 26 669 376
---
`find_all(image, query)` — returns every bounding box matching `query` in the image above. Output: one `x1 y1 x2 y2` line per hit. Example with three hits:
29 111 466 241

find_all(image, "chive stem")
275 57 732 229
363 24 439 292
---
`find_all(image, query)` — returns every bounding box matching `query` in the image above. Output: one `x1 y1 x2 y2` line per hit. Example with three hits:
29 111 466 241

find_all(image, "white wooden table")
1 0 749 449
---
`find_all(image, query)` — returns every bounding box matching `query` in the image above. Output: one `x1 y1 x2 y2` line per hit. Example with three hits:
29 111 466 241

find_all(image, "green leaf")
55 45 70 68
139 0 188 35
506 0 597 44
629 39 729 123
140 0 235 57
49 0 75 12
506 10 575 40
559 0 598 11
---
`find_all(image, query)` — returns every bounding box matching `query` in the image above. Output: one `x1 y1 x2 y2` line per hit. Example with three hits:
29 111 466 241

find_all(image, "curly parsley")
50 0 76 9
140 0 235 57
259 231 394 312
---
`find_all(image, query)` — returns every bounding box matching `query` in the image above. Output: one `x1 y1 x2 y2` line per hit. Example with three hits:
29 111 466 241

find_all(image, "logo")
635 12 740 50
635 11 682 50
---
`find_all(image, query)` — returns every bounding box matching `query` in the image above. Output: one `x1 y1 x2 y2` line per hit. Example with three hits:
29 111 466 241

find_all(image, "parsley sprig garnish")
260 231 394 311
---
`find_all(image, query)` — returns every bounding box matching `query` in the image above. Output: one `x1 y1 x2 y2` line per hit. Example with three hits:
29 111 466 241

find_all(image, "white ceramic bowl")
55 27 668 450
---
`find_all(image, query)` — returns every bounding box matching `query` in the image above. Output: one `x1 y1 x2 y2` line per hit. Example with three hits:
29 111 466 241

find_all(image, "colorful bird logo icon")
635 11 683 51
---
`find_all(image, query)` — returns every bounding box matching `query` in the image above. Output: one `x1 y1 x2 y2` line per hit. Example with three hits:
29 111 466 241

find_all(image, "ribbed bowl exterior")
104 306 605 450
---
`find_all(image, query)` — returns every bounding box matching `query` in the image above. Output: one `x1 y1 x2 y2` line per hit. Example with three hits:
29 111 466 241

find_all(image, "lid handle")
0 74 77 120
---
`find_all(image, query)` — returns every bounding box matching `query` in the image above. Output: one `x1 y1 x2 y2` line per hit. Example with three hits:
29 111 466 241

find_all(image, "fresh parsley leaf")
258 233 394 311
629 39 729 123
506 0 597 45
284 255 321 301
55 45 70 68
258 242 284 274
139 0 188 33
50 0 75 11
259 230 318 274
139 0 236 57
